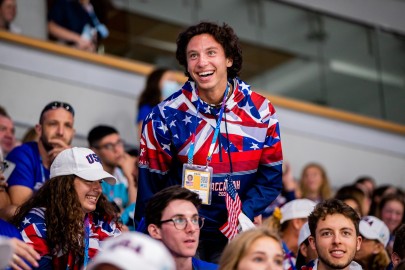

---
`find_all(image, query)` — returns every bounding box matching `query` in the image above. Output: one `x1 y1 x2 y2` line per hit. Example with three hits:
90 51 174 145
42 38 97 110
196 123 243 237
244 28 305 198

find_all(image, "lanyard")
187 83 229 166
83 214 90 269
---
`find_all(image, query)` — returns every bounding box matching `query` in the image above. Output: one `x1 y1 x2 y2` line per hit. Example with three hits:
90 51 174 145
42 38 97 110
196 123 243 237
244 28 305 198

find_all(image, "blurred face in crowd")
93 133 125 168
36 108 74 152
354 237 382 266
381 199 404 233
237 236 284 270
74 177 103 214
0 115 15 154
149 199 200 259
309 214 361 270
0 0 16 26
302 166 323 194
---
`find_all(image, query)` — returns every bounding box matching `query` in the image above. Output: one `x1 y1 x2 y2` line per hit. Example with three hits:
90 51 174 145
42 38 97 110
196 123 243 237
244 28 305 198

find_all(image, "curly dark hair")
12 175 117 260
145 185 202 227
138 68 170 108
176 21 242 80
308 198 360 238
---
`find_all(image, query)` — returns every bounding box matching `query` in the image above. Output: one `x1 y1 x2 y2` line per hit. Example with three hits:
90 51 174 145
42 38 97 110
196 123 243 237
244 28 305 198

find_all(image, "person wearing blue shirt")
145 186 217 270
1 101 75 220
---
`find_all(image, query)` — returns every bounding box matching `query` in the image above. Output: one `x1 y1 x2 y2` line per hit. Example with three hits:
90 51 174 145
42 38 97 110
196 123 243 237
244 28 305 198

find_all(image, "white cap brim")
76 169 116 185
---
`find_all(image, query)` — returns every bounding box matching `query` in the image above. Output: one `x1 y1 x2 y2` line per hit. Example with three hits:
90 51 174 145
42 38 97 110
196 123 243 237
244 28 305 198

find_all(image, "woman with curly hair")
12 147 121 269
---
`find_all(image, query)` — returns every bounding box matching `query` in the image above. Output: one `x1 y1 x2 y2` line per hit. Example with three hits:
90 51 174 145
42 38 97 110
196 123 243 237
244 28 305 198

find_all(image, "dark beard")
318 256 352 270
40 134 54 152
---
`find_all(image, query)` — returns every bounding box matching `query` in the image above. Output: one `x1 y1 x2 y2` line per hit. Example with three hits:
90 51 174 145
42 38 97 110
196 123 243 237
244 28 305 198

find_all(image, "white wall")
1 38 404 190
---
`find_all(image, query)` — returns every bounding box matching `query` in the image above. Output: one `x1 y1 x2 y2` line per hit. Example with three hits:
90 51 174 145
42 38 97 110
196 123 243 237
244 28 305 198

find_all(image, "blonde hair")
218 228 282 270
299 163 332 200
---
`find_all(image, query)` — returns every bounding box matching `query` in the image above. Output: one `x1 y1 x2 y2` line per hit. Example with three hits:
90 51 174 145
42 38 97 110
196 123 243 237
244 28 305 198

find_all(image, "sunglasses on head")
40 101 75 118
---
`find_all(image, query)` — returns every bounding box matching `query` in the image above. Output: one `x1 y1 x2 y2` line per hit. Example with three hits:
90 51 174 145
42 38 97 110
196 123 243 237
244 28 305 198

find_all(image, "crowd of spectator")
1 18 404 270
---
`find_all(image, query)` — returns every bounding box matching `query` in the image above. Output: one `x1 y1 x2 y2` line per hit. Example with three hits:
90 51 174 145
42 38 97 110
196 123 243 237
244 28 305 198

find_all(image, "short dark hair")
0 106 9 117
39 101 75 123
394 224 405 260
87 125 118 147
308 199 360 237
145 185 202 227
176 21 242 80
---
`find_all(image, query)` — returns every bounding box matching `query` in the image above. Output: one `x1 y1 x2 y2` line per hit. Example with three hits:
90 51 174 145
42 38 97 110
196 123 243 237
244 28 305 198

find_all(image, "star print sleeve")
241 102 283 220
135 107 175 223
19 209 51 259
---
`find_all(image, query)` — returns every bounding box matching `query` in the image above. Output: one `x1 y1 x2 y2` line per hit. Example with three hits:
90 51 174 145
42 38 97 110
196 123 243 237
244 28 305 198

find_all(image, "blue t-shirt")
136 104 154 124
7 142 50 192
0 219 21 239
192 257 218 270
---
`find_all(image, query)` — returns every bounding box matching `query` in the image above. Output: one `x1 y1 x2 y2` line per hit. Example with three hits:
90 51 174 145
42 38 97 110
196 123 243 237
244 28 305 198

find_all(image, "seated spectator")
88 125 137 230
377 193 405 255
264 198 316 269
354 176 375 215
11 147 121 269
369 184 399 216
1 101 75 220
354 216 391 270
136 67 179 140
145 185 217 270
88 232 175 270
296 222 318 269
0 0 20 33
47 0 110 52
303 199 362 270
0 218 40 269
334 184 366 217
0 106 16 157
218 227 284 270
391 224 405 269
298 163 333 203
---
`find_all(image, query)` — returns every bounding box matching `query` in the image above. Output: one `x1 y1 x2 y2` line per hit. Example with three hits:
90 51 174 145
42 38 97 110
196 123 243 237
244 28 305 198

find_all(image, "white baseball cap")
87 232 176 270
359 215 390 247
0 236 13 269
280 199 316 224
298 222 311 247
50 147 116 185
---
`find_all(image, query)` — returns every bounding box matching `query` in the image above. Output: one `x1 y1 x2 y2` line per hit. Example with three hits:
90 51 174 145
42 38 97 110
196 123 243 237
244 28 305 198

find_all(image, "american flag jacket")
136 78 283 238
19 207 121 269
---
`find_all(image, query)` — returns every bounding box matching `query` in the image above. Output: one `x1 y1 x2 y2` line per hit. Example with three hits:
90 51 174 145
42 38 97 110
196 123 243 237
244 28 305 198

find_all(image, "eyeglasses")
95 140 124 151
40 101 75 119
159 216 205 230
0 161 8 173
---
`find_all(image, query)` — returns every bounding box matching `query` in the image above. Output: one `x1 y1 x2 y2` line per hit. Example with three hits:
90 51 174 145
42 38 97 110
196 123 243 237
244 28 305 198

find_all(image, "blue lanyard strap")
83 214 90 269
187 83 229 165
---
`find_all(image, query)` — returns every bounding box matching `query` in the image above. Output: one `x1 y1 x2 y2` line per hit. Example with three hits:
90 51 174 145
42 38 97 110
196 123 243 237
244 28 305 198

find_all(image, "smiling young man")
303 199 363 270
136 21 283 262
146 186 217 270
1 101 75 220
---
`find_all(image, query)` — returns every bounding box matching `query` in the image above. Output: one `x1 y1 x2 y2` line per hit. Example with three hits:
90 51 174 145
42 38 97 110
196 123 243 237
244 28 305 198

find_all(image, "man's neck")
197 82 232 106
174 257 193 270
38 141 51 169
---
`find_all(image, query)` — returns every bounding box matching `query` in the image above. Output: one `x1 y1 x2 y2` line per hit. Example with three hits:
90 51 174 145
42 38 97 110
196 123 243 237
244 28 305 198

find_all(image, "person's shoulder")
192 257 218 270
6 142 39 161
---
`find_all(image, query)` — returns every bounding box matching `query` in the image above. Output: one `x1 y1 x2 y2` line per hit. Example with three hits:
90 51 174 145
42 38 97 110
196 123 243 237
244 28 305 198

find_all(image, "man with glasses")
88 125 137 229
146 185 217 270
1 101 75 220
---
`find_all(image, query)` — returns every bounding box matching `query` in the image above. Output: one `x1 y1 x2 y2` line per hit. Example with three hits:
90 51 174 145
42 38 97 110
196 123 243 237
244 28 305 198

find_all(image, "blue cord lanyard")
187 83 229 166
83 214 90 269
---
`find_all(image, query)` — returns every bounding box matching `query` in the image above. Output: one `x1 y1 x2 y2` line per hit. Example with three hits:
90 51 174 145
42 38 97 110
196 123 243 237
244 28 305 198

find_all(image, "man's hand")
9 238 40 270
118 153 136 183
47 138 71 162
